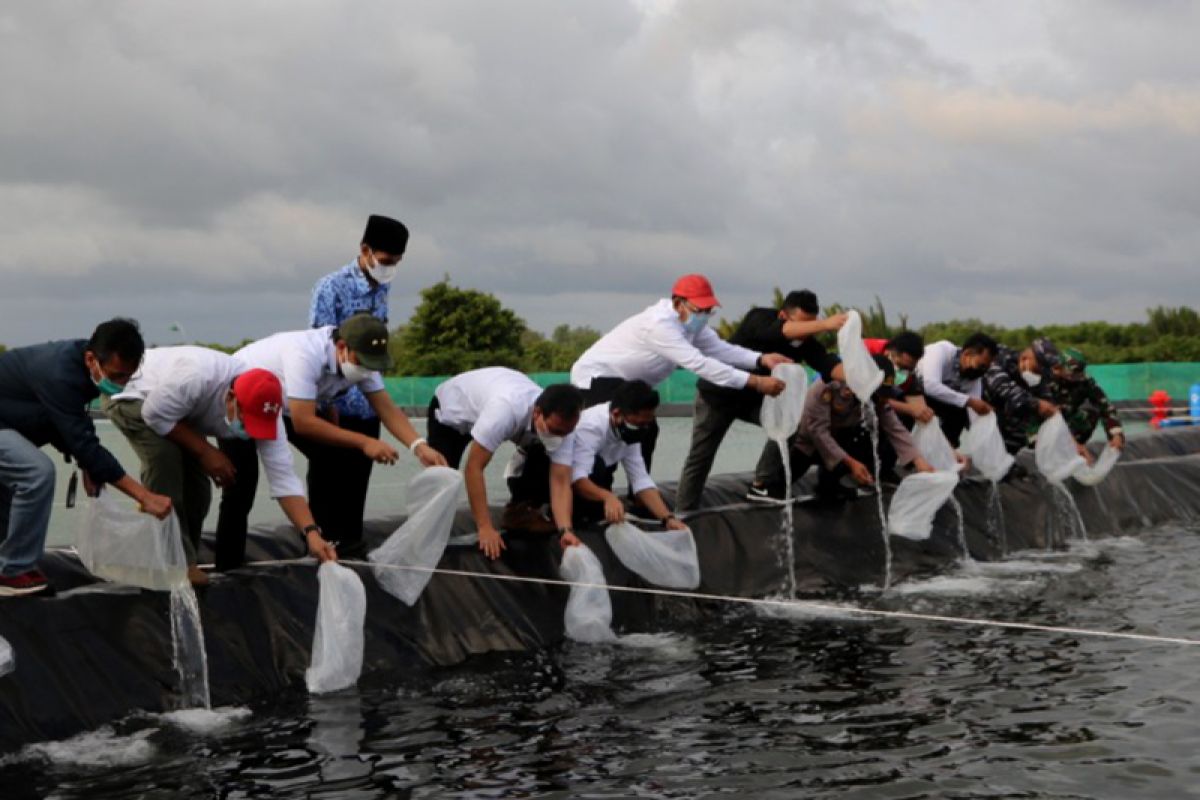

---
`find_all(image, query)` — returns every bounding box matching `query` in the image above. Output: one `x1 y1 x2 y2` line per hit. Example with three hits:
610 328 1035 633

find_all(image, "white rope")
242 556 1200 648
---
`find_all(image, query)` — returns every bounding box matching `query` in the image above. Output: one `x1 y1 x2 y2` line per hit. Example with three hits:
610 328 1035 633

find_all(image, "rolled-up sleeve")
918 347 970 408
622 445 656 494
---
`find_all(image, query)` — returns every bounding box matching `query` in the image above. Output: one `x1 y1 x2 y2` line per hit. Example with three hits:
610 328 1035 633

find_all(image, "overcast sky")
2 0 1198 348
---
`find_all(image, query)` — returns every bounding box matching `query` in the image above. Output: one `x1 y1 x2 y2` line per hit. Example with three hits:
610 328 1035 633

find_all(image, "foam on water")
755 601 868 623
159 706 251 734
614 632 697 659
18 728 156 768
961 559 1084 576
888 574 1038 597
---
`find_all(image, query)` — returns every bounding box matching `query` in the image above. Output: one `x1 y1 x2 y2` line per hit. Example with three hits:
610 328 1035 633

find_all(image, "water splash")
861 404 891 591
1050 483 1089 544
985 482 1007 555
169 586 210 709
948 496 972 563
776 438 797 598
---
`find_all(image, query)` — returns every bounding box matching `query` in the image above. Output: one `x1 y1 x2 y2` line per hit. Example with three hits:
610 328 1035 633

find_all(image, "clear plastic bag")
1035 413 1088 484
369 467 465 605
0 635 13 678
1073 444 1121 486
959 412 1014 482
605 522 701 589
760 364 809 442
306 562 367 694
559 545 616 643
887 472 961 541
76 489 188 591
837 310 883 403
911 418 962 473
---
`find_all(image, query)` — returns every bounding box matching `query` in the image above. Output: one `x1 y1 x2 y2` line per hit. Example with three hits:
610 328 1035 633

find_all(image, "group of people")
0 213 1125 597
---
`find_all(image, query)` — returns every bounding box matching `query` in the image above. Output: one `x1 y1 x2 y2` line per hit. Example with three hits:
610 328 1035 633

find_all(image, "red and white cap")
671 274 720 310
232 369 284 440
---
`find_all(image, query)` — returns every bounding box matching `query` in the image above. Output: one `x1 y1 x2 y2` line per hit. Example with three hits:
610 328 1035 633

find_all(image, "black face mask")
960 365 987 380
615 420 650 445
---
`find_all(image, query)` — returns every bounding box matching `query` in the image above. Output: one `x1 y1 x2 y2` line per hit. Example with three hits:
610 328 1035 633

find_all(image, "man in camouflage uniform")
983 338 1060 453
1046 347 1125 452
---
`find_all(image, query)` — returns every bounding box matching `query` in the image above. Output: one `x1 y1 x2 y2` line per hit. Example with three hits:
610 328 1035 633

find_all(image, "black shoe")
746 484 784 503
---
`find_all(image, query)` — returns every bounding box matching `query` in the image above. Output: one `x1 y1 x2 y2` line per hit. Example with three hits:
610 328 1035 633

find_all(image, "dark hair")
962 332 999 357
611 380 660 414
886 330 925 361
535 384 585 419
782 290 820 315
86 318 145 365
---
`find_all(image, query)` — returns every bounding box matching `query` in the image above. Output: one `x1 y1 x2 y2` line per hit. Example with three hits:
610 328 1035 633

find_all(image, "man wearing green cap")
1046 347 1124 458
224 313 446 565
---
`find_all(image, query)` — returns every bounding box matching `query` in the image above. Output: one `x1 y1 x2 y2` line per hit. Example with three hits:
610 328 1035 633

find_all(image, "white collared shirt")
113 346 304 498
233 326 386 411
569 403 655 494
434 367 574 465
916 340 981 408
570 299 760 390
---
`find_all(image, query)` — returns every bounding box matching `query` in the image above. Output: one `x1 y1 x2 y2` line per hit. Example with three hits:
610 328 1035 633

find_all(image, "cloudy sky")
2 0 1198 348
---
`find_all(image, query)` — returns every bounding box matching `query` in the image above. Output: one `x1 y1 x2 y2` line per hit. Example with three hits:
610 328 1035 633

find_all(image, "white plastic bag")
959 412 1014 482
0 635 13 678
77 489 188 591
887 472 961 541
760 364 809 442
911 418 961 473
559 545 615 643
605 522 701 589
837 310 883 403
1073 444 1121 486
1035 413 1087 484
369 467 465 605
306 562 367 694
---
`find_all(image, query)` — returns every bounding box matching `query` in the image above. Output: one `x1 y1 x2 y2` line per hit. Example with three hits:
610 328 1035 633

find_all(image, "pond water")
5 523 1199 798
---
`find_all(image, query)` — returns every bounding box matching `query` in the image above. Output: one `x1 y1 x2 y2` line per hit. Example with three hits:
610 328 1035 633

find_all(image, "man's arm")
163 422 237 487
632 488 687 530
549 463 578 548
366 390 448 467
464 441 504 559
918 347 971 408
290 398 399 463
780 312 848 340
276 495 337 562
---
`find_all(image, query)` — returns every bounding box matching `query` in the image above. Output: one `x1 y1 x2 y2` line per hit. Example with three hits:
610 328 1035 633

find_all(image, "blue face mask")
683 311 711 335
225 407 252 440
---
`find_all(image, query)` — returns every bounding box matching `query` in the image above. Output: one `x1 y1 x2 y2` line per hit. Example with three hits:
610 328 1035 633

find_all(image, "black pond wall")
2 428 1199 751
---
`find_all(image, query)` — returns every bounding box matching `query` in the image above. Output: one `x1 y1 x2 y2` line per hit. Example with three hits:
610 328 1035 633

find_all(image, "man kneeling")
570 380 687 531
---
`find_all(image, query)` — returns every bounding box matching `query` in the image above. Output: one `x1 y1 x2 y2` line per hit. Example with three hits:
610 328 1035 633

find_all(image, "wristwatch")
660 514 677 525
301 524 322 540
558 526 574 536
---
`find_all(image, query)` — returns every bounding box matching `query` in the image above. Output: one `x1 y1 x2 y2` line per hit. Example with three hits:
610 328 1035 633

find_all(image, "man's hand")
559 531 581 549
139 491 173 520
846 458 874 486
759 352 793 371
913 405 936 424
478 524 506 560
966 397 993 415
414 442 448 468
82 471 99 498
362 439 399 464
823 312 850 332
1075 442 1096 466
1036 400 1058 419
603 493 626 524
1110 432 1126 451
913 457 935 473
751 375 786 396
664 517 689 531
306 531 338 562
199 447 237 487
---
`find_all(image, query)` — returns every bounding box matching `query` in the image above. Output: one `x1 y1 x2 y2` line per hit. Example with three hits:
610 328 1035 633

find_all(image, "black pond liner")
2 427 1199 751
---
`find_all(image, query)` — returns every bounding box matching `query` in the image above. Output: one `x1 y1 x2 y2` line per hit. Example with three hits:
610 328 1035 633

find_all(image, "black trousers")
572 456 620 525
583 376 659 474
215 414 380 571
426 396 552 508
927 398 969 448
761 426 899 497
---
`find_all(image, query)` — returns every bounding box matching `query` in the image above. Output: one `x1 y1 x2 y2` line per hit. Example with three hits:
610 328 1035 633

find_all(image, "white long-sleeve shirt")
569 403 656 494
570 299 760 390
112 346 305 499
915 340 981 408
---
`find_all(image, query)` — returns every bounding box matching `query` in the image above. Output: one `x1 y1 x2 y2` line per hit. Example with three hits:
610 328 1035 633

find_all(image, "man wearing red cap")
571 274 791 475
105 347 337 585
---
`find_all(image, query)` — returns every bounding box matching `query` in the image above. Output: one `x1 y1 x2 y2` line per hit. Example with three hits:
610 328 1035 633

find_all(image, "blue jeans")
0 430 56 576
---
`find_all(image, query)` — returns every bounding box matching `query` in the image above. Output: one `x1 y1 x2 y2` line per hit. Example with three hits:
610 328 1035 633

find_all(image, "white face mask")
339 357 375 384
366 254 399 285
1021 370 1042 387
534 417 565 453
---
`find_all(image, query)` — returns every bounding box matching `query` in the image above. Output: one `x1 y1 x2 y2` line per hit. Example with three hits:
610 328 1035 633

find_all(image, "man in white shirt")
105 349 337 584
427 368 584 559
570 274 790 473
570 380 687 530
228 313 446 561
915 333 997 446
